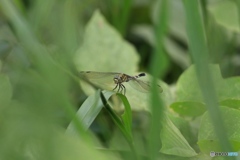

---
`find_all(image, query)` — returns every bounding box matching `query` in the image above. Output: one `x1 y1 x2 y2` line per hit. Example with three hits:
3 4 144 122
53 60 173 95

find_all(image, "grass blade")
66 90 115 134
148 0 168 159
116 93 132 138
183 0 234 155
100 92 138 160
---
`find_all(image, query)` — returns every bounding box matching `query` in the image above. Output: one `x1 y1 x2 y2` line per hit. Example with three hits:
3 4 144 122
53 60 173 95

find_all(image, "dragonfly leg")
120 84 124 94
117 83 122 93
122 84 126 95
113 83 118 91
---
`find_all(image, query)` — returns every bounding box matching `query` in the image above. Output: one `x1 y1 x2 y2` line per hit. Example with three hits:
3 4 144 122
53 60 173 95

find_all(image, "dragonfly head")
113 74 126 84
113 77 119 84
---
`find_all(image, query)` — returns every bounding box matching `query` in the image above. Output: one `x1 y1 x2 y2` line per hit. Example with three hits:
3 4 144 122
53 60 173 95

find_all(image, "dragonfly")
79 71 163 95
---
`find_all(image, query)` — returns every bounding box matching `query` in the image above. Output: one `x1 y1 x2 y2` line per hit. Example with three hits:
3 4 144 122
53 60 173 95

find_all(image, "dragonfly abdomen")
135 73 146 78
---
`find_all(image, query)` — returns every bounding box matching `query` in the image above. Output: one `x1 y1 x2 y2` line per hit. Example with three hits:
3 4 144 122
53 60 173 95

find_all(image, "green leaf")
198 106 240 153
117 93 132 137
208 1 239 33
220 99 240 110
74 10 139 73
100 92 137 158
66 90 115 134
176 65 223 102
100 92 132 143
0 74 12 109
219 77 240 100
172 64 236 117
168 114 197 147
170 102 206 117
160 116 197 157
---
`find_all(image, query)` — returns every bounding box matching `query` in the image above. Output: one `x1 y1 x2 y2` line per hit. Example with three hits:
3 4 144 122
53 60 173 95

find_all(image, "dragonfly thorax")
113 74 129 84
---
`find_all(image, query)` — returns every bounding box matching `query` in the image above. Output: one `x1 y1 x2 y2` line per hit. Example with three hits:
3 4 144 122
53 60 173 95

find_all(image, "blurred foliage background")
0 0 240 160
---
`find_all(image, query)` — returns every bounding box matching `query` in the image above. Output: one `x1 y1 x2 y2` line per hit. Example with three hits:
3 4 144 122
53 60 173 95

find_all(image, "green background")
0 0 239 160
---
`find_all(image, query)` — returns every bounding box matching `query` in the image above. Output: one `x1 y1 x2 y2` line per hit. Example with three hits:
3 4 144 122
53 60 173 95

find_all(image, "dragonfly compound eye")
113 78 118 84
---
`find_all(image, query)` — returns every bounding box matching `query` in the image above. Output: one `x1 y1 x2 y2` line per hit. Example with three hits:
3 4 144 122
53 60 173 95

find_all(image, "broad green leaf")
176 65 222 102
220 99 240 110
198 106 240 153
208 0 239 33
0 74 12 109
74 10 139 73
66 90 115 134
170 102 206 117
75 10 141 97
219 77 240 109
219 76 240 100
172 65 237 117
168 114 197 147
160 116 197 157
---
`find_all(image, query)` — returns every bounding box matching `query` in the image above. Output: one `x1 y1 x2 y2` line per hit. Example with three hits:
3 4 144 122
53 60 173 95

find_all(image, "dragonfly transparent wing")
79 71 120 79
128 79 163 93
79 71 120 90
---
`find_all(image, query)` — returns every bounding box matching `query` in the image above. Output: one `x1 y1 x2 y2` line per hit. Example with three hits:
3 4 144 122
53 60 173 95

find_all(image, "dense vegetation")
0 0 239 160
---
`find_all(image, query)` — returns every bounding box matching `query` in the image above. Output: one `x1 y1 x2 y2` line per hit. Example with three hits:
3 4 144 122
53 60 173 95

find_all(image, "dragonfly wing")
79 71 119 79
128 79 163 93
79 71 119 90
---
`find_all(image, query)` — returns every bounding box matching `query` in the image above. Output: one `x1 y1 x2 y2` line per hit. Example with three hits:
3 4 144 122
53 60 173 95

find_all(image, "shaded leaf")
168 114 197 147
198 106 240 153
208 1 239 33
160 116 197 157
